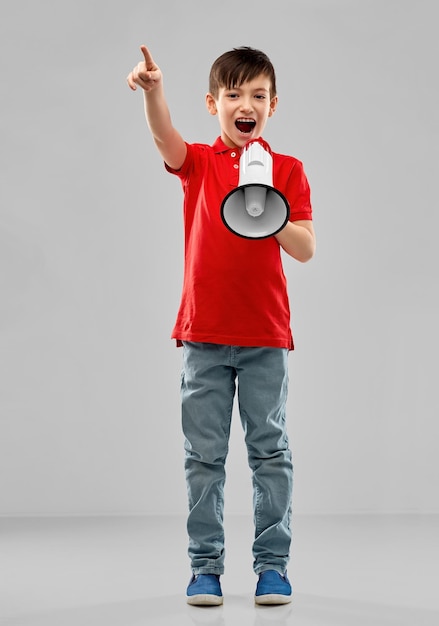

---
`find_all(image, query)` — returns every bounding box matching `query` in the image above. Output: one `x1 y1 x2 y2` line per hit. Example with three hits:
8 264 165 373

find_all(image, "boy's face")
206 74 277 150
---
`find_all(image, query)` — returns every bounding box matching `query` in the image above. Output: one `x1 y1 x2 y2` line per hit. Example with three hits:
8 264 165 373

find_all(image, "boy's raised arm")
127 45 187 170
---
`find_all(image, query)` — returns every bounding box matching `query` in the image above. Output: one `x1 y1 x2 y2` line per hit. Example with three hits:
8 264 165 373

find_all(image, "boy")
127 45 315 606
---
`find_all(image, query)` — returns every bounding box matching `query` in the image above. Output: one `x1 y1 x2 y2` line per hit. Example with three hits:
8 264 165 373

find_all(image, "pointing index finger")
140 45 156 70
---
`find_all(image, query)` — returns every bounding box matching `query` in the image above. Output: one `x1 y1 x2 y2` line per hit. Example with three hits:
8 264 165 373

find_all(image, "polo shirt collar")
212 137 232 153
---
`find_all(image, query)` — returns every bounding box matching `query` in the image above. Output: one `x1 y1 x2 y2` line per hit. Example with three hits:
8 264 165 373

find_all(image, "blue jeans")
181 342 293 576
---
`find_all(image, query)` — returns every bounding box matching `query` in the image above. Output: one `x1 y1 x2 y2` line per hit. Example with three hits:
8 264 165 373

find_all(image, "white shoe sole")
187 593 223 606
255 593 292 605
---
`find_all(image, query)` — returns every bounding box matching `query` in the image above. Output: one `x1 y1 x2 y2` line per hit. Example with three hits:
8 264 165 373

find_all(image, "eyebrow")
226 85 270 92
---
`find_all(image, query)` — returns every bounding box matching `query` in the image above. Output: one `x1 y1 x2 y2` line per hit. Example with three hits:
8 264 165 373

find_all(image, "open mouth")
235 118 256 134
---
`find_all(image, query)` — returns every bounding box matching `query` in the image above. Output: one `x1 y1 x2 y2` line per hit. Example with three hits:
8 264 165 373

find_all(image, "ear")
206 93 217 116
268 95 278 117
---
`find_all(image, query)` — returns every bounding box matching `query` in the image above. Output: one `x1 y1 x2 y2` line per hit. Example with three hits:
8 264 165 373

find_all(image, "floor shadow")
2 592 438 626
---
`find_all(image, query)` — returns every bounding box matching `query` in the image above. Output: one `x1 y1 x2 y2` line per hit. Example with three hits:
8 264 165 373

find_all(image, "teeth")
235 118 256 133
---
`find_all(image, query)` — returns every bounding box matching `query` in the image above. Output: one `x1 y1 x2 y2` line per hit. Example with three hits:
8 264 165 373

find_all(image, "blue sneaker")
255 570 292 605
186 574 223 606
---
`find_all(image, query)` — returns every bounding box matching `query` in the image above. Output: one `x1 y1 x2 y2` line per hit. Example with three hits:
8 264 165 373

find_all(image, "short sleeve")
285 160 313 222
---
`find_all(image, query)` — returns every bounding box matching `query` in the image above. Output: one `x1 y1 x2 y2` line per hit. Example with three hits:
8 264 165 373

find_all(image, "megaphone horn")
221 138 290 239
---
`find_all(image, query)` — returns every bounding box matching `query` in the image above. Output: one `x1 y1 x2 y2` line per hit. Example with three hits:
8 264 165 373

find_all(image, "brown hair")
209 47 277 99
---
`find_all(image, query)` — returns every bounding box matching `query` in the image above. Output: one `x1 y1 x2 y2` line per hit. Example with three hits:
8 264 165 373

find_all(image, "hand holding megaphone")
221 138 290 239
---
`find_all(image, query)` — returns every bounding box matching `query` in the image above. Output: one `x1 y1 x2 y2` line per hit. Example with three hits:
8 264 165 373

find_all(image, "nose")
240 97 253 113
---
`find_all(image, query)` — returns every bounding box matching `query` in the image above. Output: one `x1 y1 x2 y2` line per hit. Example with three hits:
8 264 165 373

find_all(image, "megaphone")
221 138 290 239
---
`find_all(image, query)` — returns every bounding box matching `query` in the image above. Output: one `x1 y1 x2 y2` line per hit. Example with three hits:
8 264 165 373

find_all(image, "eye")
255 94 266 100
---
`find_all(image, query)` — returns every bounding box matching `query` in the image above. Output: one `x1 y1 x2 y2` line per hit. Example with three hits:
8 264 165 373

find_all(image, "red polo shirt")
166 137 312 349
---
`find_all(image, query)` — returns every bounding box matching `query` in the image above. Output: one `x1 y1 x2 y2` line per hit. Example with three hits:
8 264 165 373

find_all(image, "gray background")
0 0 437 517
